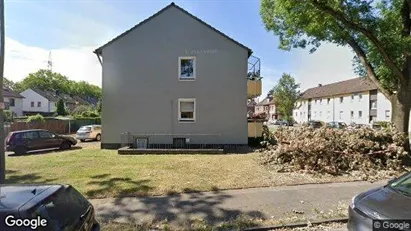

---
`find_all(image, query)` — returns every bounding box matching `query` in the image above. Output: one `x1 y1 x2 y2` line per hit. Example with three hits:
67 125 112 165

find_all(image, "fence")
4 117 101 136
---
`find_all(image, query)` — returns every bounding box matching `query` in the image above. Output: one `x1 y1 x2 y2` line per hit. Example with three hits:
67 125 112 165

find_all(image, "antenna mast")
47 51 53 72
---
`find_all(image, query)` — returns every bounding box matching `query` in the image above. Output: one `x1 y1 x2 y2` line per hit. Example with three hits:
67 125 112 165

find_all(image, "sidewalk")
91 180 386 228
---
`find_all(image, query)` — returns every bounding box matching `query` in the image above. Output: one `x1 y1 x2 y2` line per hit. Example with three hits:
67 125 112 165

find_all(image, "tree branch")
311 0 405 82
345 33 393 99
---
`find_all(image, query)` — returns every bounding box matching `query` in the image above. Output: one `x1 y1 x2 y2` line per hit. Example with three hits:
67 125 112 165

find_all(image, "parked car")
0 184 100 231
274 119 293 126
327 121 348 129
76 125 102 142
307 120 323 128
5 129 77 155
348 172 411 230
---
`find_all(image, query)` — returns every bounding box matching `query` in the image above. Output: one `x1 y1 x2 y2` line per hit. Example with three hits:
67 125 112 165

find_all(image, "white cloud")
291 43 356 91
4 37 102 86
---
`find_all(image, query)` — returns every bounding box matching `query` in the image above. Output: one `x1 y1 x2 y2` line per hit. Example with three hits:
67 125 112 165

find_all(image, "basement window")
178 98 196 122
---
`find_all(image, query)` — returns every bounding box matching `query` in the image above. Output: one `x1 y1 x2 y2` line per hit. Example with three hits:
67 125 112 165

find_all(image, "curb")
242 218 348 231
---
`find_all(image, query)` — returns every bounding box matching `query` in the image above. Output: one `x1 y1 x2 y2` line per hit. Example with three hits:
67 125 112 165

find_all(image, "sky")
5 0 357 98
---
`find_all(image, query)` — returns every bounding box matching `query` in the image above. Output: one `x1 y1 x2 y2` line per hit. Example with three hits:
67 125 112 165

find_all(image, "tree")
3 78 15 90
56 99 67 116
97 100 102 114
261 0 411 149
271 73 300 121
14 69 102 99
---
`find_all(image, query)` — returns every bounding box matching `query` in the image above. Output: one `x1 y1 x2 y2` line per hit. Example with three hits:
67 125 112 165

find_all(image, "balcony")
247 56 262 98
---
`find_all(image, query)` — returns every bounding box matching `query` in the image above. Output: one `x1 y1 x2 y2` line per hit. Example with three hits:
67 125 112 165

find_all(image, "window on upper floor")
358 94 363 102
37 101 41 107
351 94 355 102
385 110 390 119
30 101 34 107
9 98 15 107
319 99 322 104
178 98 195 122
371 101 377 109
350 111 354 119
358 111 363 118
340 97 344 103
327 98 330 104
179 57 196 80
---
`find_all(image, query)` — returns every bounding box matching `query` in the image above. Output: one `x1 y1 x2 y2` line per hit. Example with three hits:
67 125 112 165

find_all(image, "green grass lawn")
5 146 361 199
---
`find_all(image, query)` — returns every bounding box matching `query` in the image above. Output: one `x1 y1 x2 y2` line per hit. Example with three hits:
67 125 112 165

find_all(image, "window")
340 97 343 103
327 98 330 105
358 111 363 118
178 99 195 122
350 111 354 119
371 101 377 109
37 101 41 107
178 57 196 80
319 111 322 118
22 131 39 140
385 110 390 119
39 131 54 138
314 111 317 117
300 112 302 116
30 101 34 107
315 99 317 104
358 94 362 102
327 111 331 119
9 98 15 107
351 94 355 102
319 99 322 104
339 111 343 119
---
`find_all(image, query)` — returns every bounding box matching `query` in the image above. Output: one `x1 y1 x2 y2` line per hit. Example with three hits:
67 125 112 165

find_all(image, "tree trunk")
391 95 411 153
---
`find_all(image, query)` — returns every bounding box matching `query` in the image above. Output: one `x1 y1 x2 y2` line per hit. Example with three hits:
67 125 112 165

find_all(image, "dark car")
307 120 323 128
0 184 100 231
348 172 411 230
327 121 348 129
274 119 293 126
5 129 77 155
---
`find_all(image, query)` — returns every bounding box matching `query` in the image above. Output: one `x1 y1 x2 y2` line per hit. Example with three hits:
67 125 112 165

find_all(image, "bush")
71 105 95 116
27 114 45 123
4 110 13 122
257 125 408 179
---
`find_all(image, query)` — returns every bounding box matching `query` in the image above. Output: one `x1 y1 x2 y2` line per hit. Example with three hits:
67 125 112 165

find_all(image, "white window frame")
350 111 354 119
178 98 196 122
340 97 344 103
358 94 363 102
178 57 196 81
371 101 377 109
385 110 390 120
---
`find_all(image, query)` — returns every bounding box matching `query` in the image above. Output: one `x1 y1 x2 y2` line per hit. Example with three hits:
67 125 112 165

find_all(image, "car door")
38 131 62 149
22 131 41 150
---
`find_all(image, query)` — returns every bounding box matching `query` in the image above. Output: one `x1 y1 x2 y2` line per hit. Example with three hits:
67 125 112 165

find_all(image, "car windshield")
390 173 411 195
78 126 91 132
29 186 90 230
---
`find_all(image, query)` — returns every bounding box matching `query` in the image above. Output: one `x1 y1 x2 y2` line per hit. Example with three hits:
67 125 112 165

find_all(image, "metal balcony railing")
247 56 262 80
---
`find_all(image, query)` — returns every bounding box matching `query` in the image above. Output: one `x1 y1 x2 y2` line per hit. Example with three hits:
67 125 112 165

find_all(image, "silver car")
76 125 102 142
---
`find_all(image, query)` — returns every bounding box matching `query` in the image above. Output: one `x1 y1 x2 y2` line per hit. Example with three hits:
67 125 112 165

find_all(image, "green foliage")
71 105 94 116
27 114 45 123
271 73 300 120
97 100 102 114
260 0 411 96
56 99 68 116
80 110 99 118
4 78 16 90
3 110 13 122
14 69 102 99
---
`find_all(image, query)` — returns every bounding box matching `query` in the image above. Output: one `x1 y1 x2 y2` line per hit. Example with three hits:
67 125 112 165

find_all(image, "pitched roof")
31 89 77 103
301 77 377 99
3 88 24 98
93 2 252 57
256 97 275 106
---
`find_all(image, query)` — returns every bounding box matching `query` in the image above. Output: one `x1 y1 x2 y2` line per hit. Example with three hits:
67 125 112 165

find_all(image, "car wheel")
80 139 85 142
60 141 71 150
15 146 27 155
95 134 101 141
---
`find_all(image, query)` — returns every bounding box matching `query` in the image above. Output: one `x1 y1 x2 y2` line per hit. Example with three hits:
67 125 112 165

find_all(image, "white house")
293 78 396 125
3 88 24 117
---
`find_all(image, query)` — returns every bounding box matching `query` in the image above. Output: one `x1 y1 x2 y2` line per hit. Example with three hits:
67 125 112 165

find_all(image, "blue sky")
4 0 356 97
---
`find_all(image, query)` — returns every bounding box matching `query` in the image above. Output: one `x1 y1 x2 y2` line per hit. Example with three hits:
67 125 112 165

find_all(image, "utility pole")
47 51 52 72
0 0 5 184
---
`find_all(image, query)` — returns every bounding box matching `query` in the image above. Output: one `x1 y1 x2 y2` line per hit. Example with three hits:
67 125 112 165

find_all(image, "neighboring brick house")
247 99 257 118
255 95 278 120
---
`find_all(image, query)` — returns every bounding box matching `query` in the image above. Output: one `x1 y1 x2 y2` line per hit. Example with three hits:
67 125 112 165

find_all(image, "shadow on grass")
95 186 265 229
5 169 57 184
86 174 153 199
8 146 83 157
